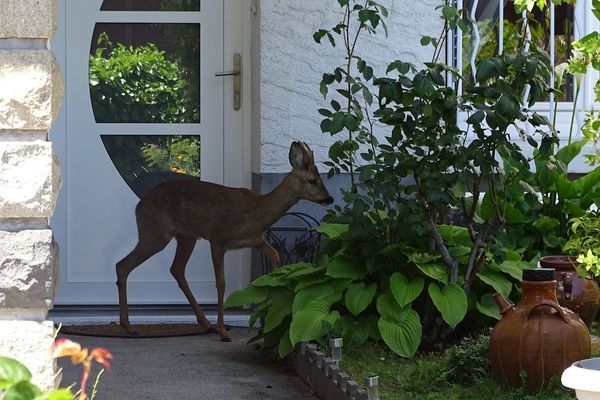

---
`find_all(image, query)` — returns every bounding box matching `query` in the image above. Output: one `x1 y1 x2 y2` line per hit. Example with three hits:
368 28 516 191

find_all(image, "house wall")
255 0 444 174
252 0 444 218
0 0 63 391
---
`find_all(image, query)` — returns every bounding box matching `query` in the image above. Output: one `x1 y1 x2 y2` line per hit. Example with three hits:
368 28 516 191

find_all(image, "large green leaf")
251 273 288 287
378 310 422 357
476 293 501 320
437 225 470 247
316 223 349 239
295 275 330 291
390 273 424 307
376 294 410 323
326 256 366 279
532 216 560 233
2 381 42 400
289 298 331 345
427 282 467 328
293 283 336 313
415 262 449 283
224 285 268 308
574 166 600 194
263 290 294 333
0 357 31 389
345 282 377 316
495 260 529 281
378 243 404 257
36 389 77 400
278 330 294 358
503 203 527 224
286 264 325 279
323 310 341 329
480 191 494 221
248 302 269 329
477 267 512 298
556 138 587 165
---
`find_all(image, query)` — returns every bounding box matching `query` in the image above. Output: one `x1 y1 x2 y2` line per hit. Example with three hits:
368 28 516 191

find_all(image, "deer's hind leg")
170 235 213 333
256 239 281 269
116 232 171 334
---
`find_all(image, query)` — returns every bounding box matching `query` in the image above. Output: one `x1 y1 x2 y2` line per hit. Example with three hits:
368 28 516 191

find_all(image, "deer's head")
289 141 333 205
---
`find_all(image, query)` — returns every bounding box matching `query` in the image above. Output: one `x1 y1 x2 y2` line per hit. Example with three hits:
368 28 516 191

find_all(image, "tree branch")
422 200 460 282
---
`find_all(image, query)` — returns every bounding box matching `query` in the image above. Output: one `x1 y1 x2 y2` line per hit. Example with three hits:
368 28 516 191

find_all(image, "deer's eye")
309 178 317 185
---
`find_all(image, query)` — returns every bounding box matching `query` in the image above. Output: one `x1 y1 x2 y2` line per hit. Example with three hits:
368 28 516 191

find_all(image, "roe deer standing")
116 141 333 341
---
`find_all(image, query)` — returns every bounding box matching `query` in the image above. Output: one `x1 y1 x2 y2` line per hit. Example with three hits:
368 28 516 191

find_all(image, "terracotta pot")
539 255 600 327
490 268 591 392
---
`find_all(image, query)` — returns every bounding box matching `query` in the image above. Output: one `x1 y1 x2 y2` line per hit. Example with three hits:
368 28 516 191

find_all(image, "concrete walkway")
57 328 317 400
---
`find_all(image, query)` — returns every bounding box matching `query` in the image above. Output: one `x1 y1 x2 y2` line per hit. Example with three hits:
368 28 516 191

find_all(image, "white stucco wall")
256 0 444 173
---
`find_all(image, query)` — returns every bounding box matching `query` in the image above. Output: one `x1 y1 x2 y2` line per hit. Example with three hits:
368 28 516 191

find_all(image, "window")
452 0 596 146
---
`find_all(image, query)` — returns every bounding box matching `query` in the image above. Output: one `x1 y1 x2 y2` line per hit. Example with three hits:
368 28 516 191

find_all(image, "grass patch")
341 335 575 400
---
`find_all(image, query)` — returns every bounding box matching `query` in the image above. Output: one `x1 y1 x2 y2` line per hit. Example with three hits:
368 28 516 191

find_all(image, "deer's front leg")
210 243 231 342
256 239 281 270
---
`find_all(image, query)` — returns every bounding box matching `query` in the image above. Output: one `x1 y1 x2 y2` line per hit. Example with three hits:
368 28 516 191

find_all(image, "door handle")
215 53 241 110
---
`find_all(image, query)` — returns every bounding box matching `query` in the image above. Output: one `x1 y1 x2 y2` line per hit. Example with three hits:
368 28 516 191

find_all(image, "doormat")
58 323 218 338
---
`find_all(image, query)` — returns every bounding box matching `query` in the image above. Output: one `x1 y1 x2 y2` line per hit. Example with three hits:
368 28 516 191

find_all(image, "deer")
116 141 333 341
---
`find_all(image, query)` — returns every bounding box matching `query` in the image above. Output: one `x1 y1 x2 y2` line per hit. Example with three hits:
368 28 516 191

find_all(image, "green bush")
89 32 194 123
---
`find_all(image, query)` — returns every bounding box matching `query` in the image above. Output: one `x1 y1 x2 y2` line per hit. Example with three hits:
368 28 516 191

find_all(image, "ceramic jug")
539 255 600 327
489 268 591 392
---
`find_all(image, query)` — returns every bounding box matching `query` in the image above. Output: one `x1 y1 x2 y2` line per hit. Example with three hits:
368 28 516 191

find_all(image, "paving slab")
57 328 317 400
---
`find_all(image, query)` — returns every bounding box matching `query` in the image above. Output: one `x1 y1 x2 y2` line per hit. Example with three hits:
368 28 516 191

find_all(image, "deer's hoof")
215 326 231 342
220 335 232 343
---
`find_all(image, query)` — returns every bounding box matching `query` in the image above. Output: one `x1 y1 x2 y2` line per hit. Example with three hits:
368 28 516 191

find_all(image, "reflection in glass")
89 23 200 123
462 0 574 101
102 135 200 198
100 0 200 12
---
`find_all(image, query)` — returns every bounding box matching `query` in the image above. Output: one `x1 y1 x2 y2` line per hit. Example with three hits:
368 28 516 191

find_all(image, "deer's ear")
300 142 315 165
289 141 307 169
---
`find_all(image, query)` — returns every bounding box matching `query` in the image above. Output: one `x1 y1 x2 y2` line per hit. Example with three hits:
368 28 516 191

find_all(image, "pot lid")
523 268 555 281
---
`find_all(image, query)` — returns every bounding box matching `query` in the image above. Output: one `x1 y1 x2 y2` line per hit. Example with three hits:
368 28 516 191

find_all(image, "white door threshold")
49 305 251 327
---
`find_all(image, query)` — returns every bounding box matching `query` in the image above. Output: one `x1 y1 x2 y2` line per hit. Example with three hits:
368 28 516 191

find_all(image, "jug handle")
526 300 568 323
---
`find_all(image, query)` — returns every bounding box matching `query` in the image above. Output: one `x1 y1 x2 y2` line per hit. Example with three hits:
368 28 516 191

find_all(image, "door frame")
50 0 253 306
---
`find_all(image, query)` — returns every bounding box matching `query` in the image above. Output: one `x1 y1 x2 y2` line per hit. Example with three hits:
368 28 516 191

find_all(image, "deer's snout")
320 196 334 205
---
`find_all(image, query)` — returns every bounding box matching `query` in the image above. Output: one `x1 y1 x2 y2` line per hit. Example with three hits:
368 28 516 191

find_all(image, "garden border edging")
289 342 369 400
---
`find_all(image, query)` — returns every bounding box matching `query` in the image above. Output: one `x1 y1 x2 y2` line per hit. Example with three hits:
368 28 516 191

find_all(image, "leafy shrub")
89 32 194 123
141 136 200 175
444 334 491 385
227 0 569 358
496 138 600 259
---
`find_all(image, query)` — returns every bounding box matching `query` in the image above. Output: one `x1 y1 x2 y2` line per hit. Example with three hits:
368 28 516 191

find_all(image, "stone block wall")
0 0 63 392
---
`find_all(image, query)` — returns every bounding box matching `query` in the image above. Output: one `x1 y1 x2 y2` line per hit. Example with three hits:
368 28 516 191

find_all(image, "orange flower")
51 338 82 360
91 348 112 369
51 339 112 400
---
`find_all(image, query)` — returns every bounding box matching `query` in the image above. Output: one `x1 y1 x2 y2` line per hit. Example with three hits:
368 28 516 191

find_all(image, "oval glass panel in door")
101 134 200 199
100 0 200 12
89 23 200 123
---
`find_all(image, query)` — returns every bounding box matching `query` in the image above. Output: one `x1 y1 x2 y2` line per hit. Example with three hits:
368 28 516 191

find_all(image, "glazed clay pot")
490 268 591 392
539 255 600 327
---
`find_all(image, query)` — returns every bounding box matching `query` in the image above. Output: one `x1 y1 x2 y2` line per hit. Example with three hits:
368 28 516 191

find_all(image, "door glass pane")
101 135 201 198
89 23 200 123
100 0 200 12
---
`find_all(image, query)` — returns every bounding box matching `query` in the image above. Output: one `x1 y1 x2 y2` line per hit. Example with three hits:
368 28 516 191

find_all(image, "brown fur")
116 141 333 341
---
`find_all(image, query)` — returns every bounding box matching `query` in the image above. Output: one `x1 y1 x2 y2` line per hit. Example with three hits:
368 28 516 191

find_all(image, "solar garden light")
365 375 379 400
328 338 343 364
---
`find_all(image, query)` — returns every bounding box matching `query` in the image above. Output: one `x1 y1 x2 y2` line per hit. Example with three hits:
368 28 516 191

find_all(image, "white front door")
51 0 249 306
